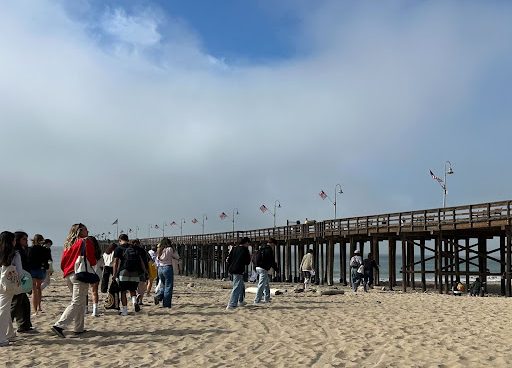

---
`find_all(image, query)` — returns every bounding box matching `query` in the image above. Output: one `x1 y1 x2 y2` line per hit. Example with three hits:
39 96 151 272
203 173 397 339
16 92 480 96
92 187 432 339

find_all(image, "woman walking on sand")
51 223 97 338
154 238 180 308
28 234 51 314
11 231 35 334
88 236 103 317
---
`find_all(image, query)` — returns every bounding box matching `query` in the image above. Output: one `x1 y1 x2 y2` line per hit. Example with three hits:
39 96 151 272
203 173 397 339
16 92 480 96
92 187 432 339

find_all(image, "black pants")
11 293 32 331
101 266 113 293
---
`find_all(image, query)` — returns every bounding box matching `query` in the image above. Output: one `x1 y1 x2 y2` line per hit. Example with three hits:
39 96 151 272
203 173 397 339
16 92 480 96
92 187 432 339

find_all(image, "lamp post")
232 208 239 232
201 214 208 235
273 200 281 228
443 161 454 208
334 184 343 219
180 218 186 236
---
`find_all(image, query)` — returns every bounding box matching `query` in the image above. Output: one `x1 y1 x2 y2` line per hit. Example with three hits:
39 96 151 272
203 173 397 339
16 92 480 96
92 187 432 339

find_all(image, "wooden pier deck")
137 200 512 296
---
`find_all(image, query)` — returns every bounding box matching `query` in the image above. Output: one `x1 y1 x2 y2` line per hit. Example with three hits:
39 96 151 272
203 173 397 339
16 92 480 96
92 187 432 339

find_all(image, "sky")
1 0 512 245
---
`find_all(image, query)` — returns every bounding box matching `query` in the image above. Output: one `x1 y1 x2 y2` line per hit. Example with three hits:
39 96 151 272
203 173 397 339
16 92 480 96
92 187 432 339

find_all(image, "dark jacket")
255 244 279 271
28 244 51 270
227 246 251 275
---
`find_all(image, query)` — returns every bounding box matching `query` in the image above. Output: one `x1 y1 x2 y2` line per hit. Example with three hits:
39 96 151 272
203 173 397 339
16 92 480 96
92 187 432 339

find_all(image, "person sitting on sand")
469 277 482 297
299 249 314 291
349 250 364 292
226 237 251 310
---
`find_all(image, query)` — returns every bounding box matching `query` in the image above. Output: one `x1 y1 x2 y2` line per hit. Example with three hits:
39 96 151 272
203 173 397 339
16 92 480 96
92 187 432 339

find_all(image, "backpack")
122 247 141 272
253 248 264 267
349 256 361 268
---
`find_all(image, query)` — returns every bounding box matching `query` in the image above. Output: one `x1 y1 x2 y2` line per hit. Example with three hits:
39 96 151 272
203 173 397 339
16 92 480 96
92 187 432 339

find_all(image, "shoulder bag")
74 239 100 284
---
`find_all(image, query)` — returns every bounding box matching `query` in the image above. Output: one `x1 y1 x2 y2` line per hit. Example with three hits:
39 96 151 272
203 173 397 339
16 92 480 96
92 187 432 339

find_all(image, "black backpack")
123 247 141 272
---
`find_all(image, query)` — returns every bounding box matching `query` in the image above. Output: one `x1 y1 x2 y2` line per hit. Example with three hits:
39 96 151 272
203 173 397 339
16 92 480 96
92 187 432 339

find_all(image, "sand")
1 275 511 367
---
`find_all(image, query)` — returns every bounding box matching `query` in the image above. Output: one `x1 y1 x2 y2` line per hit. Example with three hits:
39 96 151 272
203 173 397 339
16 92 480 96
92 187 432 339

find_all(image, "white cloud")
0 1 511 245
101 7 161 47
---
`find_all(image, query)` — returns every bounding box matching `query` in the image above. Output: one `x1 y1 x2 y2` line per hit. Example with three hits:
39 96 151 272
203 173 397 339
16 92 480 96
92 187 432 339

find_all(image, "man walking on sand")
226 237 251 310
254 238 279 304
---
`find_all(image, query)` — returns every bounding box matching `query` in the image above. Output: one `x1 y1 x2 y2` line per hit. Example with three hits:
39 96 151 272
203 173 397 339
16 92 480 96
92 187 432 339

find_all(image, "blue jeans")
157 266 174 308
351 269 363 291
228 274 245 307
254 267 270 303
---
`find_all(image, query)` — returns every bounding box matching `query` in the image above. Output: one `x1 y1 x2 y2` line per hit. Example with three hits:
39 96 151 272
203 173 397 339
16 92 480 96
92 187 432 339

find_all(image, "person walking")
154 238 180 308
362 252 379 290
28 234 51 315
101 242 119 310
113 234 144 315
253 238 279 304
299 248 315 291
349 249 364 292
11 231 35 334
88 236 103 317
41 239 53 290
226 237 251 310
51 223 97 338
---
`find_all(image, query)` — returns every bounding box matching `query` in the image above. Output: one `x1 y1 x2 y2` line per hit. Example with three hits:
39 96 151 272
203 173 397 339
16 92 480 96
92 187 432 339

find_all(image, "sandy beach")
1 275 511 368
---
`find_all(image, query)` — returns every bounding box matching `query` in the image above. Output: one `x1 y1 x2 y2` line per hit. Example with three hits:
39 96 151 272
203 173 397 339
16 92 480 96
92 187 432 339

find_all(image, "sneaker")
238 301 247 307
51 326 65 338
154 296 159 306
226 305 236 310
72 330 88 336
92 310 100 317
17 327 37 334
134 303 141 313
121 309 128 316
0 341 10 347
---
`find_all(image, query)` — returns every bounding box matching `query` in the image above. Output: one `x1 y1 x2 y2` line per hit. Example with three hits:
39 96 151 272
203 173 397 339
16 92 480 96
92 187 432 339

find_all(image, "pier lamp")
232 208 239 232
334 184 343 219
273 200 281 228
443 161 454 208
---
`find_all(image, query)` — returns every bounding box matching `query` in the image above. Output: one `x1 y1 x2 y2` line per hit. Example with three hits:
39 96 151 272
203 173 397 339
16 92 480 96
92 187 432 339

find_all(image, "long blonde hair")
63 223 85 250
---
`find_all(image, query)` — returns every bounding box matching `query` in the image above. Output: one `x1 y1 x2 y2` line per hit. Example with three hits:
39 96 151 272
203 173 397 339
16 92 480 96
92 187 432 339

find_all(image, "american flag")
170 221 177 226
260 204 268 213
319 190 328 200
191 218 198 224
112 219 118 225
219 212 228 220
429 170 445 189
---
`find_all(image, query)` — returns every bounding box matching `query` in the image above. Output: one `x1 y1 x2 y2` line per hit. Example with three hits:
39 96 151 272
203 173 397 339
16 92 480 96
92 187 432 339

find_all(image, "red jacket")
61 238 97 278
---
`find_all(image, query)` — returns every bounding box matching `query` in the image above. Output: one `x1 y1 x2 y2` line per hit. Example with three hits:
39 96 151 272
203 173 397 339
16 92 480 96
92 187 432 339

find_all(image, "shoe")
51 326 65 338
121 308 128 316
17 327 37 334
238 301 247 307
72 330 88 336
92 311 100 317
0 341 10 347
134 303 141 313
226 305 236 310
154 296 159 306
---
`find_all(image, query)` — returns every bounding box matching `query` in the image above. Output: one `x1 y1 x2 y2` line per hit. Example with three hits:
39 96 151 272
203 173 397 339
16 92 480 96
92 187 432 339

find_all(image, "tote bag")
74 240 100 284
1 265 22 294
18 269 33 294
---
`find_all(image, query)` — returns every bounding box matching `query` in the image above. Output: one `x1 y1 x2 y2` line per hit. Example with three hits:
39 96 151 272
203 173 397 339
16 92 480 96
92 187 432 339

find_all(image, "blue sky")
1 1 512 244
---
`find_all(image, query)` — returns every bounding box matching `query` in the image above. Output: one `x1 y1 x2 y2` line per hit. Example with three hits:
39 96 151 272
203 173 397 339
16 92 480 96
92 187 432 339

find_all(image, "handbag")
74 239 100 284
19 269 33 294
357 264 365 274
1 265 22 294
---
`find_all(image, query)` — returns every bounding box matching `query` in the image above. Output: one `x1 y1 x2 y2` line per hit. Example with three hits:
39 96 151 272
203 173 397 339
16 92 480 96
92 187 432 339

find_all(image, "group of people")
0 231 53 346
51 225 181 338
0 223 182 344
349 250 379 292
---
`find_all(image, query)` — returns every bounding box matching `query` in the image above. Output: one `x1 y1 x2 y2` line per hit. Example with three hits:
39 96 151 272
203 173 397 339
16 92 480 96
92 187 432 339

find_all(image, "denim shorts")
30 269 47 280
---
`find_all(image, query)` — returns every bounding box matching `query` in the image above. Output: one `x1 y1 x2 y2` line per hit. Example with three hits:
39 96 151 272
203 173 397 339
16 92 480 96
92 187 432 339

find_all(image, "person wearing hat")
349 249 364 292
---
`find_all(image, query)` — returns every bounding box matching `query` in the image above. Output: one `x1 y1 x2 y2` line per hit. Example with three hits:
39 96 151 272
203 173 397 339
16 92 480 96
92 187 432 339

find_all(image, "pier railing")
138 200 512 245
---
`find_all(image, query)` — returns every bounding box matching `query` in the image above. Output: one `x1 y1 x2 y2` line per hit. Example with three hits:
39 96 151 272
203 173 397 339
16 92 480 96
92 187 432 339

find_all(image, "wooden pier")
138 200 512 296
